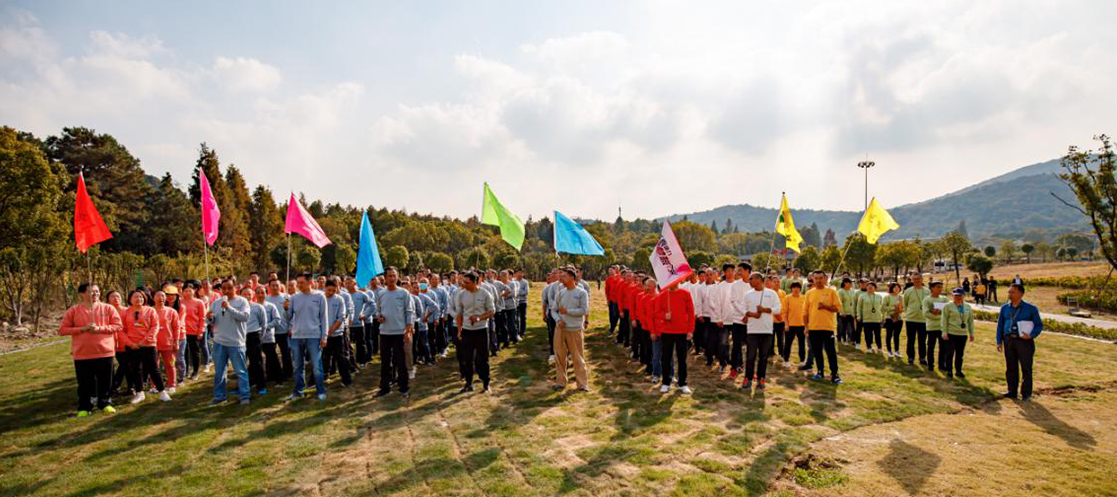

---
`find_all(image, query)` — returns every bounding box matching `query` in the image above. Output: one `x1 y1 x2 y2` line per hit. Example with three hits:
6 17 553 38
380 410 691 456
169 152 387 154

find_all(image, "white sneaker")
680 386 693 395
130 392 145 404
159 391 172 402
167 387 176 394
853 344 860 351
205 364 212 373
660 385 670 393
409 369 416 380
548 355 555 364
440 352 449 359
783 361 791 368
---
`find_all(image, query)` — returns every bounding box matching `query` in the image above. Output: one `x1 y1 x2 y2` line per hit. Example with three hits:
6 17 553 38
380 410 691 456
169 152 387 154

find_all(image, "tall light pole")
857 160 875 210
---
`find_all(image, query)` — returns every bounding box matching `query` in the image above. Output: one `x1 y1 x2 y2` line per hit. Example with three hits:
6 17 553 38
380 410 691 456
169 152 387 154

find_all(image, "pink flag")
649 221 693 289
285 192 332 248
199 169 220 246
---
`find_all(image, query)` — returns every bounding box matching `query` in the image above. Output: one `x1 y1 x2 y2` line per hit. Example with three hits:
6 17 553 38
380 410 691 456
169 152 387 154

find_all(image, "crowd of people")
58 261 1045 418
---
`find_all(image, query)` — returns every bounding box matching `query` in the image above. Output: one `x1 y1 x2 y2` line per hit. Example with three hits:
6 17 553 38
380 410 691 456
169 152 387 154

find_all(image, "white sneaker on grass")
159 391 172 402
167 387 176 394
660 385 670 393
680 386 693 395
548 354 555 364
130 392 146 404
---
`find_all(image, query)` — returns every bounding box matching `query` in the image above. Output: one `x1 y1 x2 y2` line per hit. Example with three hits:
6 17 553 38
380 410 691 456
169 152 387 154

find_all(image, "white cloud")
213 56 281 92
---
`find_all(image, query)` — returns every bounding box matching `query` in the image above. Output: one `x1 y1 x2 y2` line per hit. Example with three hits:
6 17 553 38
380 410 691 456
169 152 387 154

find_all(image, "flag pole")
768 191 783 270
86 251 92 284
830 232 855 282
286 233 291 282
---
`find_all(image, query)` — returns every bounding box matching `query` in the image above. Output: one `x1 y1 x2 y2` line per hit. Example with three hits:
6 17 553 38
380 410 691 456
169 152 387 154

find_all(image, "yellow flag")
858 197 900 244
775 194 804 253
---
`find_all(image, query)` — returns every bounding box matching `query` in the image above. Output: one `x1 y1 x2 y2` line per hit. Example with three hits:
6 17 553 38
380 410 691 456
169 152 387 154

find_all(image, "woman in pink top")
152 289 182 394
122 289 170 403
181 281 208 380
58 283 123 416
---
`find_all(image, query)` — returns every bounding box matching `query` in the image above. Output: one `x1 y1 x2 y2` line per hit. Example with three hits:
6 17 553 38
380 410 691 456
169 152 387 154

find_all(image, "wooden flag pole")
768 192 783 270
830 233 855 282
285 233 291 282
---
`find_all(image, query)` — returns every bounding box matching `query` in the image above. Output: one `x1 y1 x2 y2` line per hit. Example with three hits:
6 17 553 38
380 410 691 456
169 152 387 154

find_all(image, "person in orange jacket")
654 280 695 394
152 288 183 395
121 288 171 404
58 283 123 417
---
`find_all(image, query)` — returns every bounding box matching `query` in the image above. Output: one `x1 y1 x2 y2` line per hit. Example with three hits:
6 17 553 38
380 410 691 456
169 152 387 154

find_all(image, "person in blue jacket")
995 283 1043 401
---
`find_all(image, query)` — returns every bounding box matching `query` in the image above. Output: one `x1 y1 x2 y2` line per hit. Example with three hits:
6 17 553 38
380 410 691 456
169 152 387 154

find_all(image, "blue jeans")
652 337 663 377
212 343 249 402
290 337 325 397
174 339 187 385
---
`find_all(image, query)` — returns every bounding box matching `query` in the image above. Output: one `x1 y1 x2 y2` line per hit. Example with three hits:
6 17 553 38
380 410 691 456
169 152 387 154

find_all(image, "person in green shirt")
851 278 871 350
883 282 904 358
940 287 975 379
901 274 931 365
921 282 950 373
837 278 856 344
856 281 883 354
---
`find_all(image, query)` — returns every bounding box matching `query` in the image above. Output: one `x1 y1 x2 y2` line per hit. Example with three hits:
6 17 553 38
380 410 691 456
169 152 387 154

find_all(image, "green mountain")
658 158 1089 241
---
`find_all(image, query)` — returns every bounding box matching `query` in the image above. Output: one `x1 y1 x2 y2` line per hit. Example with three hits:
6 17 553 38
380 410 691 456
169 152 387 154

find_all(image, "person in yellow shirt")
781 281 807 367
805 271 843 384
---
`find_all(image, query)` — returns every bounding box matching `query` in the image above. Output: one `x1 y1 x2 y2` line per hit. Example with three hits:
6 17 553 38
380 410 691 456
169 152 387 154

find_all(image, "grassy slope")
1 287 1115 496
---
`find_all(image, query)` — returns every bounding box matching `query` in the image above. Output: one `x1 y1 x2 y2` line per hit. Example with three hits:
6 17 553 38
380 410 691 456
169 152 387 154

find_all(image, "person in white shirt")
685 271 705 357
705 267 730 373
743 273 781 390
730 262 753 377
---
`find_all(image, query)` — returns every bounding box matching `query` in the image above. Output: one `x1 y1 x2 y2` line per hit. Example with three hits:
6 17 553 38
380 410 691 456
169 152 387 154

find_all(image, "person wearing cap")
940 287 975 379
996 284 1043 400
921 282 950 372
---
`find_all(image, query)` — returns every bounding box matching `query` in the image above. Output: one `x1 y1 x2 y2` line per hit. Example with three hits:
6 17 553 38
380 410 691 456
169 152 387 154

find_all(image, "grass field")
2 286 1115 496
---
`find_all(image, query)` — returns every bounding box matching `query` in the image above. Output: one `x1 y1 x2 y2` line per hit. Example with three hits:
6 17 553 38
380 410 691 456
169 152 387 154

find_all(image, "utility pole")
857 159 876 210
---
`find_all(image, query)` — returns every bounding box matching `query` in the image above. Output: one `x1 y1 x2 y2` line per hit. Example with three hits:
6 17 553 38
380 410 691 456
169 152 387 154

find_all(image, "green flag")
481 183 525 251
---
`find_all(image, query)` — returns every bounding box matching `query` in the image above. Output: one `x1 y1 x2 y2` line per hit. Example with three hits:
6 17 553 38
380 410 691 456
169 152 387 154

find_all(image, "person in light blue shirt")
514 269 530 343
265 280 292 383
209 280 251 404
995 283 1043 400
322 278 352 387
376 268 414 398
256 288 283 388
414 279 439 366
241 287 269 395
366 277 383 358
430 275 451 358
345 276 373 367
284 273 329 402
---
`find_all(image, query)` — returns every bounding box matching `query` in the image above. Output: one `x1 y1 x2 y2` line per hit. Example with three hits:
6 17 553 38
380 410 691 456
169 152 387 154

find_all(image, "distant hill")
658 158 1089 241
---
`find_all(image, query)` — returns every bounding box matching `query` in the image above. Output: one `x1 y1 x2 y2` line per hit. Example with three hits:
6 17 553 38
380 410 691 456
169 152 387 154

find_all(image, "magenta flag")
199 169 220 246
285 192 332 248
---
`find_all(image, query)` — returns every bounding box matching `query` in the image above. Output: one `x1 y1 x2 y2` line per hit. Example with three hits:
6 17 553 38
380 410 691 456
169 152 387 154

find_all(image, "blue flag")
355 212 384 287
553 210 605 256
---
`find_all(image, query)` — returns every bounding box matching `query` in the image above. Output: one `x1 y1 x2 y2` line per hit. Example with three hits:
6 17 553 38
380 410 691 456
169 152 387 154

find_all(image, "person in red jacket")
616 270 634 347
105 290 132 396
635 277 657 380
122 289 170 404
152 289 183 395
654 281 695 394
59 283 123 417
624 273 641 360
605 266 620 335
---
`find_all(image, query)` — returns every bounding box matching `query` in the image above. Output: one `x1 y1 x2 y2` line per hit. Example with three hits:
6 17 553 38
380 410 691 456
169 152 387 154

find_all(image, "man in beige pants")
553 267 591 392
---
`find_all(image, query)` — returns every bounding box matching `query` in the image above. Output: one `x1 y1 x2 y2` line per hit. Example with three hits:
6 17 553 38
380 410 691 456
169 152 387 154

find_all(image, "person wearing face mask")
59 283 123 417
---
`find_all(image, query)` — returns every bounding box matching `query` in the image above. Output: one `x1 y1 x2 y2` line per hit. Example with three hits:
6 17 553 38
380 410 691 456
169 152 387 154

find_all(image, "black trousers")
367 321 380 357
112 350 132 393
745 333 773 380
186 335 203 378
851 318 863 345
460 328 490 387
608 301 619 333
632 323 645 361
74 357 114 411
276 333 293 382
942 334 968 375
495 311 508 347
809 330 839 377
545 315 556 355
863 322 881 349
706 323 729 367
782 326 806 362
639 323 654 373
517 303 527 340
262 342 282 384
660 334 689 386
885 320 902 353
379 334 409 393
489 314 500 354
352 324 369 364
925 328 940 370
838 315 855 342
246 332 266 392
905 321 926 363
693 318 706 354
127 346 164 392
322 335 352 386
618 310 631 346
772 322 785 357
730 324 747 370
1004 336 1034 397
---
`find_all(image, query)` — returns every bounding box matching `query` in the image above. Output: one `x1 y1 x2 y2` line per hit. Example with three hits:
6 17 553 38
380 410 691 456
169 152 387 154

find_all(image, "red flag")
285 192 332 248
199 169 220 246
74 172 113 253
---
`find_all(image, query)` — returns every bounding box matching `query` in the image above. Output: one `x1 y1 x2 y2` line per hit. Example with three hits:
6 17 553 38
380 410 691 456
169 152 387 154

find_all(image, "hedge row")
1024 275 1112 289
973 309 1117 342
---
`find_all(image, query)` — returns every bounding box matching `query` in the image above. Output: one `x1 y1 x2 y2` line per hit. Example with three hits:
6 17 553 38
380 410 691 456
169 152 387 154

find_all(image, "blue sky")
3 1 1116 221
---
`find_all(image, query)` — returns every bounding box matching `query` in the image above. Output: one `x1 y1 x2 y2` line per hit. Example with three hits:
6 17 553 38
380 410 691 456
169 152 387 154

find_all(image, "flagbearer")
59 283 123 417
940 288 975 378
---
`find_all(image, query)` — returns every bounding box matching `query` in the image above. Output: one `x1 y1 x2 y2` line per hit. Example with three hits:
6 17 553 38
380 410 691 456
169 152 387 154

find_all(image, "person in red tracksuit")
635 278 656 379
624 274 641 361
654 282 695 394
617 271 634 347
605 266 621 335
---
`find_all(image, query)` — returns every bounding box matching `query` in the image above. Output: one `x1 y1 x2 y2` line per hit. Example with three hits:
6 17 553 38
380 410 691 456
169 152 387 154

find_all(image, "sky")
3 1 1116 222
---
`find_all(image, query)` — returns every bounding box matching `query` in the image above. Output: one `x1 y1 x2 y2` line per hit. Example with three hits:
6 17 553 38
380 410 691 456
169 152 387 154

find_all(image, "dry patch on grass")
989 261 1111 280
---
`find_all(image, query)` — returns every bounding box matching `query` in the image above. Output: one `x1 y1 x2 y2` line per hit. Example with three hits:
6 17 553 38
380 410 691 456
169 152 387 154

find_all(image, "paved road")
972 303 1117 330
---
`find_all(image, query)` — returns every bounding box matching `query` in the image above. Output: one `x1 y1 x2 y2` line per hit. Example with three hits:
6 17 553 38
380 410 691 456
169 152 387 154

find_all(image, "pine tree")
146 173 200 255
710 220 719 233
823 228 837 247
248 185 283 272
724 218 734 234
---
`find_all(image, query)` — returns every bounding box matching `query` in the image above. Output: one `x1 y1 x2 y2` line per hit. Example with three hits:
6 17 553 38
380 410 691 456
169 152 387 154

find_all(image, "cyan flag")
355 212 384 287
554 210 605 256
